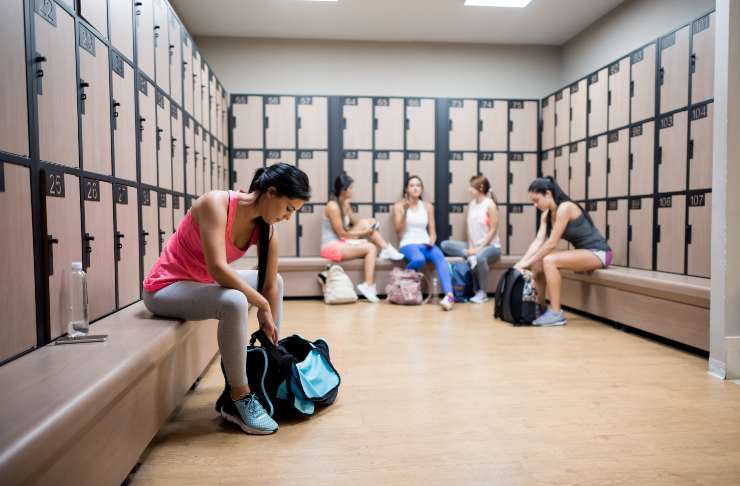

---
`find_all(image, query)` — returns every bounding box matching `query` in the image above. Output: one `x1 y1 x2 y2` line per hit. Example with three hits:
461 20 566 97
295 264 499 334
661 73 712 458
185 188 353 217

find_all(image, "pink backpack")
385 267 430 305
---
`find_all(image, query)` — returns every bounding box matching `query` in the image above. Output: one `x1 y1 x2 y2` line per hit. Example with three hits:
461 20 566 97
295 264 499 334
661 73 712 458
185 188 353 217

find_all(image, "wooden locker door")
508 205 535 255
588 135 607 200
689 102 713 190
172 106 184 192
540 150 554 179
554 147 569 193
510 100 537 152
629 121 655 196
201 64 210 132
112 55 136 182
406 98 435 151
631 44 656 123
449 99 478 152
192 51 201 123
509 153 537 204
372 204 398 249
608 58 631 130
343 97 372 150
0 0 29 157
541 95 555 151
448 204 466 242
275 217 297 257
79 26 112 175
80 0 108 37
297 96 328 149
153 0 169 94
265 150 296 167
232 150 263 191
374 98 404 150
628 197 653 270
479 100 507 152
35 4 79 167
140 189 158 275
691 13 715 104
449 152 477 204
182 35 193 115
656 194 686 274
156 92 172 189
588 68 609 136
198 131 206 194
586 201 607 240
173 195 184 233
110 0 134 61
114 184 140 308
206 138 214 191
555 89 571 147
569 142 586 201
659 27 690 114
139 77 157 185
570 80 587 142
343 151 373 203
607 129 629 198
297 150 328 203
406 152 435 203
168 11 182 106
0 163 37 362
657 111 688 194
83 180 115 321
135 0 155 80
297 204 324 257
232 95 264 149
45 171 82 339
480 153 507 204
158 193 173 252
264 96 296 149
374 152 404 204
687 191 711 277
606 199 628 267
185 117 195 194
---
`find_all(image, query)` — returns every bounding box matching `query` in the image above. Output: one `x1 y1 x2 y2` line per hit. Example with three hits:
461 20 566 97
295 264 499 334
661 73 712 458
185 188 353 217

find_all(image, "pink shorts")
320 238 366 261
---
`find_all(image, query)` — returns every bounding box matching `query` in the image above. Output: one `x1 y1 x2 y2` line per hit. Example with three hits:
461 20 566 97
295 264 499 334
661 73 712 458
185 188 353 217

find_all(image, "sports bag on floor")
318 264 358 305
385 267 430 305
493 268 539 325
450 262 475 302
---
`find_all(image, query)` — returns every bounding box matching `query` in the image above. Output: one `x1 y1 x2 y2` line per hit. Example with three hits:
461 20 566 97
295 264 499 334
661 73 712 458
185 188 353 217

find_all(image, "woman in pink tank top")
142 163 310 435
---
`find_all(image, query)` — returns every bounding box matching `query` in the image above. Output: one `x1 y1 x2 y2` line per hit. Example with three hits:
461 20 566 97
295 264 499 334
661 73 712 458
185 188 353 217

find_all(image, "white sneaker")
470 290 489 304
356 282 380 303
379 244 405 261
440 294 454 311
467 255 478 270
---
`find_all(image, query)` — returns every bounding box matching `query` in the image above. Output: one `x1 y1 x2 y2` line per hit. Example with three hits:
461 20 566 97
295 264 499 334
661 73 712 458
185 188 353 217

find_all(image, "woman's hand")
514 260 526 271
257 306 278 344
465 247 480 256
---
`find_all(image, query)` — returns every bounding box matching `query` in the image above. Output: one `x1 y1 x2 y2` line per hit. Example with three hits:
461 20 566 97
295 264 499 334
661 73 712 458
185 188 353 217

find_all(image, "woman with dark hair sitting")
514 176 612 326
142 163 310 435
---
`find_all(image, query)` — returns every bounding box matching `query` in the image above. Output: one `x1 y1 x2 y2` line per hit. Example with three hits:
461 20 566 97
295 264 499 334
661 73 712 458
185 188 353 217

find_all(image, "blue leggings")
399 244 453 295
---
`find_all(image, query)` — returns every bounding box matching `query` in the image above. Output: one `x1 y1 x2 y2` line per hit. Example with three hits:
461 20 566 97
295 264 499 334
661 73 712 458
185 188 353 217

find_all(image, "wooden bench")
0 302 218 486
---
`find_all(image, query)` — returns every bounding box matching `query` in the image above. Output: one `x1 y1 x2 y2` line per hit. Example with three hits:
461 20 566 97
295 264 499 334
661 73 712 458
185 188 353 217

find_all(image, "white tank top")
399 202 431 248
467 198 501 248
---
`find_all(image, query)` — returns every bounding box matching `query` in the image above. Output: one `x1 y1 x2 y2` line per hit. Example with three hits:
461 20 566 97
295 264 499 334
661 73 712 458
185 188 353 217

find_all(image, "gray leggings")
143 270 283 389
440 240 502 291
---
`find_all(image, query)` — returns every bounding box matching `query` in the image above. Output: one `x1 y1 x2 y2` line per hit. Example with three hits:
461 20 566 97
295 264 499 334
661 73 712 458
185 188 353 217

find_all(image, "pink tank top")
143 191 259 292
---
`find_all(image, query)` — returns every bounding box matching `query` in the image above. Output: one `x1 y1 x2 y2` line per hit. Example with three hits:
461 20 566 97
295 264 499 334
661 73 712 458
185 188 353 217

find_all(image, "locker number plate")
693 16 710 34
630 124 643 138
36 0 57 26
233 95 249 104
79 25 96 56
510 153 524 162
299 204 314 213
608 131 620 143
479 152 495 161
631 49 644 65
658 196 672 208
450 204 465 214
46 171 65 198
406 98 421 107
142 190 151 206
112 52 125 78
158 192 168 208
510 205 524 214
297 97 313 105
629 198 642 210
688 193 707 207
115 184 129 205
659 114 674 130
690 103 709 121
607 200 618 211
510 101 524 110
299 151 314 160
83 179 101 202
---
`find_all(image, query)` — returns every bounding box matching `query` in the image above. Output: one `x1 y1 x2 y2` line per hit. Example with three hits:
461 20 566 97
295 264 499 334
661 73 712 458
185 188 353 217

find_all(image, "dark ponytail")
527 176 593 236
248 163 311 291
332 172 354 230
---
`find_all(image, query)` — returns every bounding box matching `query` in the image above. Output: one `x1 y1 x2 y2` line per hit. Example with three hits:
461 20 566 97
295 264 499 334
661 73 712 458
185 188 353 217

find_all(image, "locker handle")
690 54 697 74
169 44 175 63
607 158 611 173
656 225 661 243
554 113 558 126
569 107 572 121
34 55 47 95
156 128 163 150
448 119 453 131
139 117 146 132
508 120 513 132
47 236 59 276
342 117 347 129
79 81 90 115
297 116 302 129
115 231 124 262
688 140 694 159
606 225 610 240
608 91 612 106
629 153 634 170
508 224 513 236
687 224 692 244
478 119 483 132
587 100 591 114
159 229 166 247
112 100 120 130
297 225 303 238
232 115 236 128
659 67 665 86
373 171 378 184
508 173 513 185
628 225 632 242
657 146 662 165
405 118 410 130
264 116 269 129
142 230 149 255
630 80 635 97
373 118 378 130
83 233 95 270
449 172 453 183
587 162 591 177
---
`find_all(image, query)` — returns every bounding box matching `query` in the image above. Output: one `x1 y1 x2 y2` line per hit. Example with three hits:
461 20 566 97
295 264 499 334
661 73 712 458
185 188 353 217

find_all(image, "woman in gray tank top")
514 176 613 326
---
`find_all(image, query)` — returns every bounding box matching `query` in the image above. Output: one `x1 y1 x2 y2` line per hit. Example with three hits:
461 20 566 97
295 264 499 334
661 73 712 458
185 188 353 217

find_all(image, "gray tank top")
320 212 350 248
560 213 610 251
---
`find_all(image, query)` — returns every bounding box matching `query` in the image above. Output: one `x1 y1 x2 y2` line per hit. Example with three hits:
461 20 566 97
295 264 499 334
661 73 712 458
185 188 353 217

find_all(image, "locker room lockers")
141 189 159 276
80 0 108 37
479 100 507 152
173 195 185 231
554 147 569 193
297 204 324 257
83 179 115 321
110 0 134 61
374 152 404 204
210 80 218 140
449 99 478 152
79 25 112 175
192 50 202 123
265 150 296 166
197 132 206 194
689 102 713 191
541 95 556 151
555 89 570 147
569 80 587 142
158 193 173 251
373 204 398 249
628 196 653 270
185 117 195 194
509 101 537 152
657 110 688 194
448 204 466 242
569 142 587 201
183 36 193 115
297 96 328 149
374 98 404 150
480 152 508 205
0 0 29 157
343 151 373 203
0 163 37 362
629 121 655 196
201 64 210 132
687 191 711 277
343 97 373 150
508 205 536 255
168 11 182 105
586 201 607 241
656 194 686 274
588 135 607 200
135 0 155 80
449 152 478 204
588 68 609 136
540 150 554 178
172 106 184 192
406 98 435 151
45 171 82 340
139 77 157 186
265 96 296 149
607 129 629 198
606 199 628 267
608 57 630 130
631 44 656 123
157 92 172 189
659 27 690 114
509 153 537 204
691 13 715 104
35 4 79 167
112 55 137 182
406 152 436 203
114 184 140 308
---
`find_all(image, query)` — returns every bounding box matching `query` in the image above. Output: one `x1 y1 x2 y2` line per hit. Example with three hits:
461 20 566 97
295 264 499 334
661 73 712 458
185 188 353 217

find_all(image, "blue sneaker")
532 309 567 326
221 393 278 435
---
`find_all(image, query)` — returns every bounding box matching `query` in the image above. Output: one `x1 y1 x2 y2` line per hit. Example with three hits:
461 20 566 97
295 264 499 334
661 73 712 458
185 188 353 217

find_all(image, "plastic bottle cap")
72 262 83 271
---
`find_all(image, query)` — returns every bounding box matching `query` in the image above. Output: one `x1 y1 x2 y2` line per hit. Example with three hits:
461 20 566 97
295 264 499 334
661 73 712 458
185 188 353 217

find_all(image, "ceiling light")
464 0 533 7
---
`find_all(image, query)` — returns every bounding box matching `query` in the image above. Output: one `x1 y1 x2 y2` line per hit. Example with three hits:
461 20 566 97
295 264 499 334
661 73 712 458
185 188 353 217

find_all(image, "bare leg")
542 250 602 312
355 219 389 249
340 242 377 285
531 261 547 309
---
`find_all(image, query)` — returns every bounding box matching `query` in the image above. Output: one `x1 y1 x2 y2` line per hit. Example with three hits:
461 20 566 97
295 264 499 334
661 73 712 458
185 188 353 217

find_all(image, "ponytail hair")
527 176 593 236
470 174 498 205
331 172 354 230
248 163 311 291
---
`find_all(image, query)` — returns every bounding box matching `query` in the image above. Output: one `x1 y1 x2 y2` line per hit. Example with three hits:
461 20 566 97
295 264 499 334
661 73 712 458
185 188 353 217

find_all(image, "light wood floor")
132 301 740 485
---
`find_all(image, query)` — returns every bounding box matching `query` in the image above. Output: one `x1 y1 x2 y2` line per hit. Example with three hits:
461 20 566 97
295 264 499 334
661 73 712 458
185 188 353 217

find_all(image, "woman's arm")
258 229 281 342
426 202 437 245
515 211 548 267
393 201 407 237
326 201 370 239
518 204 573 268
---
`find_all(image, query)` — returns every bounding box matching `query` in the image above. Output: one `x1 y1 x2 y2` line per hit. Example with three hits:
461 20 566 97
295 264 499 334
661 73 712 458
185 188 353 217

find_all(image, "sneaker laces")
245 394 266 416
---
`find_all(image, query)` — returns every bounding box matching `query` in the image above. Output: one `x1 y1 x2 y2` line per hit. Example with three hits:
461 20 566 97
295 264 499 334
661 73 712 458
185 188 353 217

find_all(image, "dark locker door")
607 129 629 198
509 153 537 204
657 110 688 194
687 191 711 278
343 97 373 150
172 105 184 193
555 89 570 147
35 4 79 167
629 121 655 196
373 203 398 249
153 0 170 94
449 99 478 152
173 195 185 231
541 95 555 151
80 0 108 37
135 0 155 80
691 13 715 104
689 102 713 191
182 35 193 115
631 44 656 123
192 51 202 123
374 98 404 150
158 192 173 252
479 100 507 152
659 27 690 114
406 98 435 151
297 96 328 149
508 205 536 256
586 201 607 241
265 96 296 149
588 68 609 136
110 0 134 61
449 152 478 204
480 152 507 205
168 11 182 106
112 55 137 182
510 100 537 152
79 25 112 175
140 189 159 276
569 142 586 201
0 163 37 362
656 194 686 274
157 92 172 189
375 152 404 204
608 57 631 131
114 184 140 308
297 204 324 257
570 80 587 142
554 147 569 194
265 149 296 167
83 180 115 321
628 196 653 270
232 95 264 149
540 150 554 179
588 135 607 200
139 77 157 186
342 151 373 203
45 171 82 339
606 199 628 267
0 0 29 157
297 150 328 203
448 204 466 243
406 152 436 203
185 117 195 194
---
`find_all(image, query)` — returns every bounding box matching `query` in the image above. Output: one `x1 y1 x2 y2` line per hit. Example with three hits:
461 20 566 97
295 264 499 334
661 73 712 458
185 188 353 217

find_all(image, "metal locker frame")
112 55 136 182
629 121 654 196
569 141 587 201
297 96 328 150
406 98 435 151
406 152 436 203
114 184 140 308
374 97 404 150
158 192 173 253
588 68 609 136
509 100 537 152
691 13 715 105
657 110 688 194
138 76 157 186
606 199 628 267
508 205 536 256
140 188 158 276
689 101 713 191
79 25 112 175
448 204 466 242
172 105 184 192
297 203 324 257
570 80 587 142
342 97 373 150
109 0 134 61
687 191 711 277
448 152 477 204
80 0 108 38
0 0 30 158
541 95 555 151
607 129 629 198
554 147 569 193
479 99 507 152
509 153 537 204
374 151 404 204
656 194 686 274
83 179 115 321
555 89 570 147
588 135 607 200
156 90 172 189
448 99 478 152
658 26 690 115
135 0 155 80
168 10 182 106
630 43 656 123
628 196 653 270
608 57 631 131
479 152 507 206
342 151 373 203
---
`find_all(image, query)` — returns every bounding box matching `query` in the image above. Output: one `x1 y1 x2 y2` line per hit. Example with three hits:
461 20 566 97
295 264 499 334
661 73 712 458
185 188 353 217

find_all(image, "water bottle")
67 262 89 336
430 277 440 305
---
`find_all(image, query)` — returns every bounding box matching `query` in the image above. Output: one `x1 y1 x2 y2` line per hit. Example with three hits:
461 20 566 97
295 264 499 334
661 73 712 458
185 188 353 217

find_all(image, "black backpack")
494 268 538 325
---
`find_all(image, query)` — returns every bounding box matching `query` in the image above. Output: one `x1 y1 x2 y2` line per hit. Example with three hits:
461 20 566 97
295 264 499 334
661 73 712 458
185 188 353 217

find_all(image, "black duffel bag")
493 268 539 325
